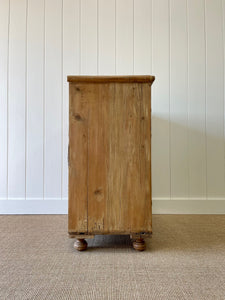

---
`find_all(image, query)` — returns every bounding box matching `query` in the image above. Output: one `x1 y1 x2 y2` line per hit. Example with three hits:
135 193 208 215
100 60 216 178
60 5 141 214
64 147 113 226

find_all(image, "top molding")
67 75 155 84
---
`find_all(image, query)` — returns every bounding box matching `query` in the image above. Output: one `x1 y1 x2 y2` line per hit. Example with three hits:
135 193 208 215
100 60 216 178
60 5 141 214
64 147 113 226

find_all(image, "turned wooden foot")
74 239 87 251
133 238 146 251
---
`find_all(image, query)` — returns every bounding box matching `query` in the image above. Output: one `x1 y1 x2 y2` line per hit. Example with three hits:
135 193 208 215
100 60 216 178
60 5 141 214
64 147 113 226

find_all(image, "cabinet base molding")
69 233 152 251
68 233 94 239
130 232 152 239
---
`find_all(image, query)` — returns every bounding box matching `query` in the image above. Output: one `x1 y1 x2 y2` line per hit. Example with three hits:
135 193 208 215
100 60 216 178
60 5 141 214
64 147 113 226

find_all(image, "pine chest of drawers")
67 76 155 251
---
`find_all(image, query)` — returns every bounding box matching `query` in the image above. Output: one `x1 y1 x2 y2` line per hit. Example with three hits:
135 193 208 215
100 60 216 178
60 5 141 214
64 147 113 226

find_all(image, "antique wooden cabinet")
67 76 155 251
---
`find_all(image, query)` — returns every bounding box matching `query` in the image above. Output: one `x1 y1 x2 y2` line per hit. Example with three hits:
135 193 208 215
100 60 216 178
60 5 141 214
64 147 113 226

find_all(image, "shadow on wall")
151 115 225 200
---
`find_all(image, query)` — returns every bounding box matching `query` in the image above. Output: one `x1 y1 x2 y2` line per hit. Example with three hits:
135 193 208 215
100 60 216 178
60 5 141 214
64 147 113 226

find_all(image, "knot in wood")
74 113 82 121
94 188 102 195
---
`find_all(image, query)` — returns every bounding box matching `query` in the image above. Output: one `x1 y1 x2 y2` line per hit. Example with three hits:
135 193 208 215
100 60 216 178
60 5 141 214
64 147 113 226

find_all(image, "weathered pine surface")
68 76 155 235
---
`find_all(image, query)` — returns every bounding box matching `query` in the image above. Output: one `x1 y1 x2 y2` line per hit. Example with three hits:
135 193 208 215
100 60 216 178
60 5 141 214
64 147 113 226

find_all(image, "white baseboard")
0 198 225 214
0 199 68 214
152 198 225 214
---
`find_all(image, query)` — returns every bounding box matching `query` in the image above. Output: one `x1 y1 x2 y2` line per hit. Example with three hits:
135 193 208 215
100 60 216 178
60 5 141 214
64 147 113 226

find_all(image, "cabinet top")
67 75 155 84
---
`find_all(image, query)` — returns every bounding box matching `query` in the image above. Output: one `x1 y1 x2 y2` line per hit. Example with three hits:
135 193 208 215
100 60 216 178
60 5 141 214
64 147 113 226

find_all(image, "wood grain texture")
67 76 155 83
87 84 110 233
68 78 153 235
68 84 88 233
68 234 94 239
139 83 152 231
106 83 128 232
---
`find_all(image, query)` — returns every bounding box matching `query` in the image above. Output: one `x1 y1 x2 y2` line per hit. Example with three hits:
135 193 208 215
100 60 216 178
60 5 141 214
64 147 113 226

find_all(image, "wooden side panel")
88 82 151 233
106 82 151 233
106 83 128 232
68 84 88 233
87 84 111 233
119 83 146 232
138 83 152 231
69 81 152 234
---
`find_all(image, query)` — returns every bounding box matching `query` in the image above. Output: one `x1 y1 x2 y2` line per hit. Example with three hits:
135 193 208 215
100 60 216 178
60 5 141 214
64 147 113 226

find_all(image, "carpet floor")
0 215 225 300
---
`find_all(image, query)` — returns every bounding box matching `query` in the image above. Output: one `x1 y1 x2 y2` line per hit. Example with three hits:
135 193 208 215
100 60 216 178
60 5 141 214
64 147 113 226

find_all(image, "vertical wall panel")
26 0 44 198
8 0 27 198
205 0 225 198
187 0 206 198
1 0 225 213
134 0 152 74
0 0 9 198
223 0 225 192
116 0 133 74
151 0 170 199
98 0 116 74
62 0 80 198
44 0 62 198
81 0 98 74
170 0 188 198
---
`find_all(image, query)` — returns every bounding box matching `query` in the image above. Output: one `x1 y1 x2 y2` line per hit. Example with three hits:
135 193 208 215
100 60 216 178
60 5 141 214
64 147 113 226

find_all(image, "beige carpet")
0 215 225 300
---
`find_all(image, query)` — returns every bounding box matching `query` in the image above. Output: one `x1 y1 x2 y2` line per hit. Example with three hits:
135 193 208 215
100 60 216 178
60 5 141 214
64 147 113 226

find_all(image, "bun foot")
74 239 87 251
133 238 146 251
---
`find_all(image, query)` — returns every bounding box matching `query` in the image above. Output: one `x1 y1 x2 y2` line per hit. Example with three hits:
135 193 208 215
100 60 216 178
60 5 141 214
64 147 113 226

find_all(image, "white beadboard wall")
0 0 225 214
